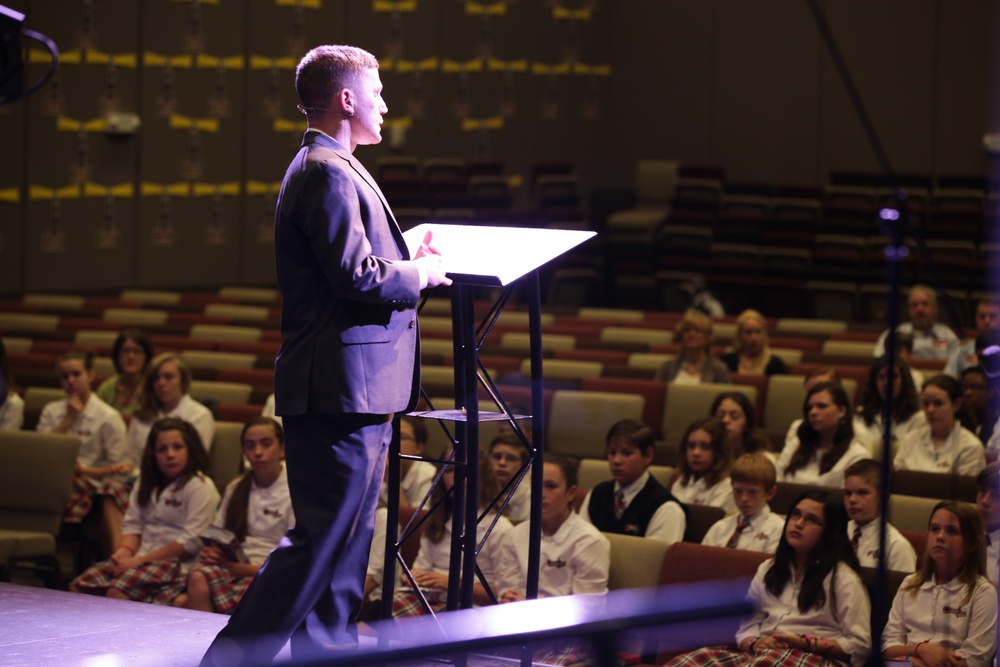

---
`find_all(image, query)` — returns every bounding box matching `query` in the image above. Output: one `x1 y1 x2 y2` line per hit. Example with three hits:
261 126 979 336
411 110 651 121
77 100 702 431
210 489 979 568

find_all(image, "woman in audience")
36 350 130 525
776 382 869 487
670 417 735 512
0 338 24 431
666 489 870 667
710 391 773 461
69 418 219 604
853 356 925 457
783 367 845 450
174 417 294 613
656 309 731 384
96 328 153 416
882 501 996 666
721 309 788 376
894 375 985 477
495 453 609 666
392 447 512 615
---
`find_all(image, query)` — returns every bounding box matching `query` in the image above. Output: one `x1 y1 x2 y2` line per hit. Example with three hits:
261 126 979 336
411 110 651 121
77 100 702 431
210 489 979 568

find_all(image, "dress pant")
201 412 391 666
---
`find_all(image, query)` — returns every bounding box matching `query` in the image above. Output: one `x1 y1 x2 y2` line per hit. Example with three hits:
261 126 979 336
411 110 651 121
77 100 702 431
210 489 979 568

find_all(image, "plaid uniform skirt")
664 646 845 667
190 564 253 614
391 587 448 618
64 472 133 523
71 558 186 606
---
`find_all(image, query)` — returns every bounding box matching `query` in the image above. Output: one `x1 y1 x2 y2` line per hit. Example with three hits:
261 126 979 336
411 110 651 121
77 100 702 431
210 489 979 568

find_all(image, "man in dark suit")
201 44 450 666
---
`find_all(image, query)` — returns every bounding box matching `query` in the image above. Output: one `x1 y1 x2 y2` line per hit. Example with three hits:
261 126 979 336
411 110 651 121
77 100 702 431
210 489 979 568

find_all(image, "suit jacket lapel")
303 131 409 259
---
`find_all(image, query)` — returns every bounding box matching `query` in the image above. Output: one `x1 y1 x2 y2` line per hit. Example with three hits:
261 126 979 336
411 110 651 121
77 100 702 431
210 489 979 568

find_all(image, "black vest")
589 476 683 537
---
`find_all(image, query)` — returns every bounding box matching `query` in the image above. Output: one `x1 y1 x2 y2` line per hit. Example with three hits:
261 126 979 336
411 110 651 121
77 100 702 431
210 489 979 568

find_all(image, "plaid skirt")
391 587 448 618
664 646 846 667
493 639 591 666
190 564 253 614
71 558 186 606
64 472 133 523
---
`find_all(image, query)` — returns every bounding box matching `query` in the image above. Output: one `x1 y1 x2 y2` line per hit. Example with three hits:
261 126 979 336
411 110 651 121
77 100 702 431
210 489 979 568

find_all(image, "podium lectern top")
402 223 596 287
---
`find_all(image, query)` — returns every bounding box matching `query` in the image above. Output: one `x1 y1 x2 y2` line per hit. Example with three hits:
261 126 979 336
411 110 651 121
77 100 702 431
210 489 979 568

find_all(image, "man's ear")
338 87 353 116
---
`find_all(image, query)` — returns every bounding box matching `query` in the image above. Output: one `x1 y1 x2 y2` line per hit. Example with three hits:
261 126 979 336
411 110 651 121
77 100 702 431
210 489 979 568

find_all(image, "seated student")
783 367 845 451
96 328 153 416
494 454 609 666
670 418 736 512
381 415 435 512
392 448 512 615
882 501 997 667
69 418 219 604
666 489 871 667
776 382 870 488
579 419 686 543
852 356 926 456
0 338 24 431
960 366 999 444
488 432 531 523
36 350 130 524
702 454 783 554
655 309 731 384
174 417 294 614
710 391 773 461
126 353 216 468
975 461 1000 583
894 375 985 477
842 459 916 572
891 331 926 390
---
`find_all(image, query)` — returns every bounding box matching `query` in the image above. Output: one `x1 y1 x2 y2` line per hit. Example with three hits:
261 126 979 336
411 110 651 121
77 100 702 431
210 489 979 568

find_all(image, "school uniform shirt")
412 511 513 589
37 394 128 468
366 506 399 601
847 518 917 572
670 475 737 513
701 505 784 553
122 472 220 561
214 465 295 564
893 423 986 477
580 472 686 543
125 394 216 467
881 573 998 667
503 477 531 523
986 528 1000 584
0 391 24 431
261 393 282 426
851 411 927 457
735 560 872 667
874 322 960 361
987 416 1000 457
495 512 609 601
776 437 871 488
945 339 979 376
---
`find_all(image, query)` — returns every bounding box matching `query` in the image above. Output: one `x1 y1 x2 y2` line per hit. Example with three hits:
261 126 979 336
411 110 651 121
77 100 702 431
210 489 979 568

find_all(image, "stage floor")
0 581 230 666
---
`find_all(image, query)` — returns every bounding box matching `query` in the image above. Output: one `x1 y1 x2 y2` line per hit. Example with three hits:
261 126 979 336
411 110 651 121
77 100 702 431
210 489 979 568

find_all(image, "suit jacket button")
408 320 415 329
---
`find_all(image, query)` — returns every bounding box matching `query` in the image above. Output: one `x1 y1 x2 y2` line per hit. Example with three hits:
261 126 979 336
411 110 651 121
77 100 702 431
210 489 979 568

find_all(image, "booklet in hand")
199 525 249 563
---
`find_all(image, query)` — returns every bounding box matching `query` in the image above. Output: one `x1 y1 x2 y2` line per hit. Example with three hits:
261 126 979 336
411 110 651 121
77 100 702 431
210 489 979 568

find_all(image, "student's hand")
412 569 448 589
913 643 955 667
109 462 132 475
499 589 524 603
65 392 85 419
198 544 225 566
757 634 803 651
110 553 140 575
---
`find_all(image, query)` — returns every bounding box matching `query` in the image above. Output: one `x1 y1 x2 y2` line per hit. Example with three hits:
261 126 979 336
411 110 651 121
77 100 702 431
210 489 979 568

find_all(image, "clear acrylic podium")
378 223 596 635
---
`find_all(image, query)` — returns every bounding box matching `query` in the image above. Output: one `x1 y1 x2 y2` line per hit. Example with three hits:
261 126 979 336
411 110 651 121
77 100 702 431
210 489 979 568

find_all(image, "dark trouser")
201 412 391 666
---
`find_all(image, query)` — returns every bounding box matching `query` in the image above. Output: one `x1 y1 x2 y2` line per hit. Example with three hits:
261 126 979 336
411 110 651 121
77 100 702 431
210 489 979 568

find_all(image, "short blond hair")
730 453 776 489
676 308 713 343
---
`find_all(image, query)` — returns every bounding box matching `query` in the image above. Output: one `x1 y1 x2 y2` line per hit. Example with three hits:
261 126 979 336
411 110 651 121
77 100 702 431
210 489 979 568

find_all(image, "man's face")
348 67 387 147
976 302 1000 334
908 289 937 331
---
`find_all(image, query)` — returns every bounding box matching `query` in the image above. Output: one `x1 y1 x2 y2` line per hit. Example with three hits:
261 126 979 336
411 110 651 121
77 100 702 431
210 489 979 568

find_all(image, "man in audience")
946 297 1000 375
873 284 959 361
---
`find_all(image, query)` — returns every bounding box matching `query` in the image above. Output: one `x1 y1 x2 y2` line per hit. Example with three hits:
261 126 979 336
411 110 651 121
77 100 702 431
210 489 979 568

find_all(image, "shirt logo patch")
624 523 640 535
163 497 182 507
546 558 567 568
943 605 967 618
263 508 282 518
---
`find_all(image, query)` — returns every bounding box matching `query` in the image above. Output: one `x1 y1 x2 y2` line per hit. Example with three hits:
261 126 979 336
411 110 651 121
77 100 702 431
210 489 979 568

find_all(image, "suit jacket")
273 130 421 416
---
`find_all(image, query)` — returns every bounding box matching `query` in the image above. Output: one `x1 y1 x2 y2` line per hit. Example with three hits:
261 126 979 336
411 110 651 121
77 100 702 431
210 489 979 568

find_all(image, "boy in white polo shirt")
702 453 783 553
843 458 916 572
